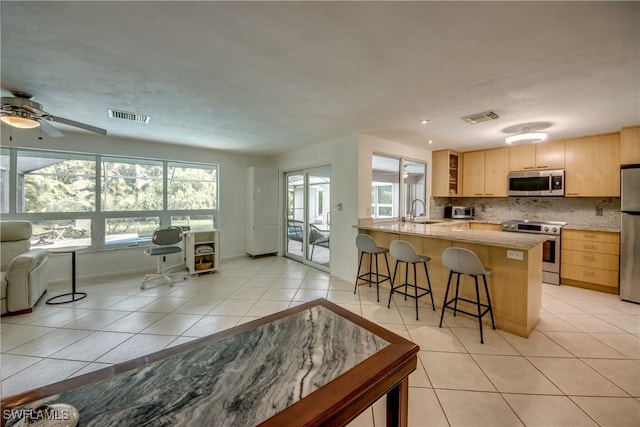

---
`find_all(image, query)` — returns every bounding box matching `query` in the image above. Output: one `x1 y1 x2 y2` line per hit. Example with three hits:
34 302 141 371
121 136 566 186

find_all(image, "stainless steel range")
501 220 567 285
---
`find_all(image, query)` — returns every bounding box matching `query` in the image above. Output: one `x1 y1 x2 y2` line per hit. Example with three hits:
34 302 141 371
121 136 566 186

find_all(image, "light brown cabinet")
484 148 509 196
620 126 640 165
561 229 619 293
463 148 509 197
462 150 485 196
509 140 565 171
432 150 463 197
564 133 620 197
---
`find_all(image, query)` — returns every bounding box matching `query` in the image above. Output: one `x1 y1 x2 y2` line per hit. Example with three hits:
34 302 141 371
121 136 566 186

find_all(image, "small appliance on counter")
444 205 475 219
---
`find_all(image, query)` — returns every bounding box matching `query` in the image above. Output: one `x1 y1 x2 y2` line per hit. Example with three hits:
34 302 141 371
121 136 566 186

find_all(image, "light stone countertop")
357 221 548 250
562 224 621 233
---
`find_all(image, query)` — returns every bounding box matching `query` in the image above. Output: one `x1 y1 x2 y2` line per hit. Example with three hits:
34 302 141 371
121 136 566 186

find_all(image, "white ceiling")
1 1 638 156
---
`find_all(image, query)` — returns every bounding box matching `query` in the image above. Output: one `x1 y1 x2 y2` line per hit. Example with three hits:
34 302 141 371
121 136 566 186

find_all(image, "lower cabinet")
185 230 220 275
561 229 619 293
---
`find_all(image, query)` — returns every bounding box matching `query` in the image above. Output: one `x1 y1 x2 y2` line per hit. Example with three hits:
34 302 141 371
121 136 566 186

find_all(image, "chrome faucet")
409 199 426 222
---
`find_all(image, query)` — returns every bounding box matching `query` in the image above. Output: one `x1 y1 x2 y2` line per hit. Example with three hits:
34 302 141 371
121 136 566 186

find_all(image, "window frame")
371 153 429 222
1 148 219 250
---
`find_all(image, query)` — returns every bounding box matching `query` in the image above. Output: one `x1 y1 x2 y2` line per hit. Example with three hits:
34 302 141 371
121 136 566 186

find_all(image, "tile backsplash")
431 197 621 229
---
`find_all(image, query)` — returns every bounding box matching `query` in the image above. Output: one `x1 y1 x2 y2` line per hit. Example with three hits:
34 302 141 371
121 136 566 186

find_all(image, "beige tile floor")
1 256 639 426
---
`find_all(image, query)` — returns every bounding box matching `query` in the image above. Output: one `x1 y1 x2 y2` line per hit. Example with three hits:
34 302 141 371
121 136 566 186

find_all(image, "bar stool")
354 234 392 302
439 247 495 343
387 240 435 320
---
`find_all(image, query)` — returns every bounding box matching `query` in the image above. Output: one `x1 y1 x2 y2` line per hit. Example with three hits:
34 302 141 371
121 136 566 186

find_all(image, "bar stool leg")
354 251 365 294
374 252 380 302
413 263 419 321
483 275 496 329
453 273 461 317
404 261 409 301
368 253 374 287
475 275 484 344
424 262 435 311
439 271 453 327
384 253 391 289
387 261 399 309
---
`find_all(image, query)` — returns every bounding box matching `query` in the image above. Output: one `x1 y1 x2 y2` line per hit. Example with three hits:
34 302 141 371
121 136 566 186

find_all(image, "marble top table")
1 299 419 427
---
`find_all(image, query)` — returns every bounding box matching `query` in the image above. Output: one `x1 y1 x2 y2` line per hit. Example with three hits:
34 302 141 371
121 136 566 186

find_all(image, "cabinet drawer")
562 229 620 244
561 249 619 271
562 239 619 255
561 263 619 287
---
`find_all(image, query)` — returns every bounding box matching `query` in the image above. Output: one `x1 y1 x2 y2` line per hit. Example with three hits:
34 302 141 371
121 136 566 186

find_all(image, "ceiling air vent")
108 109 150 124
461 110 500 124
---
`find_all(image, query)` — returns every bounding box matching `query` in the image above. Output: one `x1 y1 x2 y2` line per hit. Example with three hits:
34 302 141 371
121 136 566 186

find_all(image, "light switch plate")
507 250 524 261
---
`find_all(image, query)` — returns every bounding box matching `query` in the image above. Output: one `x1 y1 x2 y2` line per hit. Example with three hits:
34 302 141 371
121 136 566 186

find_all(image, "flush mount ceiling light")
505 132 548 145
503 122 552 145
420 119 430 125
1 113 40 129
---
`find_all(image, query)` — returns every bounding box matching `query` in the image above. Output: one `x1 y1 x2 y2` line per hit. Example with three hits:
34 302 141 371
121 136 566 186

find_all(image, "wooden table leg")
386 377 409 427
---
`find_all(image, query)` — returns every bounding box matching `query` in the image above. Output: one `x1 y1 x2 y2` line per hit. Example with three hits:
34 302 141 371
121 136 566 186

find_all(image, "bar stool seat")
354 234 391 302
439 247 495 343
387 240 435 320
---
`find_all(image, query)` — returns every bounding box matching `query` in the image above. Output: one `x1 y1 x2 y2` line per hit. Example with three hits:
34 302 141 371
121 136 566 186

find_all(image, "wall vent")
108 109 150 124
461 110 500 124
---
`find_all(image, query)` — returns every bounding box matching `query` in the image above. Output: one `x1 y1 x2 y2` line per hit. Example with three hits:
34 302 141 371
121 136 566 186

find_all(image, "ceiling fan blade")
38 119 64 137
50 115 107 135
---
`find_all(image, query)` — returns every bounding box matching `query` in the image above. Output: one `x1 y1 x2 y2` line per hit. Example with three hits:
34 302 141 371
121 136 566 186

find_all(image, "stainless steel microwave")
508 170 565 196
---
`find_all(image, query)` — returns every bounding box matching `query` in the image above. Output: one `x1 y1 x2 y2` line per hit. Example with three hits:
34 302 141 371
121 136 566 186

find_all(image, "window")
372 183 394 217
17 150 96 213
403 160 427 218
2 147 218 249
167 162 217 211
371 154 400 219
371 154 428 220
105 216 159 244
101 157 162 211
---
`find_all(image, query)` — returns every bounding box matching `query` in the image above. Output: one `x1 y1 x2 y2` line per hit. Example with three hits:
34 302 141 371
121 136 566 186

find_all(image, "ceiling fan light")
1 115 40 129
505 132 548 145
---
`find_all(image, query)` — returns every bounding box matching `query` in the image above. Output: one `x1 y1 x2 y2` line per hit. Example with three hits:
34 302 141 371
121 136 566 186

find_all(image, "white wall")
276 134 360 282
1 128 274 282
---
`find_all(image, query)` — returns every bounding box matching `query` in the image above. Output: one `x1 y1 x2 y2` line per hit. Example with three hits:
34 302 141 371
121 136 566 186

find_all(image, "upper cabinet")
484 147 510 196
565 133 620 197
509 140 565 171
620 126 640 165
462 150 485 197
432 150 463 197
462 148 509 197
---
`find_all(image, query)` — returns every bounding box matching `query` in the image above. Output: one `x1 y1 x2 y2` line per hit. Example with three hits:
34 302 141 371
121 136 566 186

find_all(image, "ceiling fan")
1 91 107 137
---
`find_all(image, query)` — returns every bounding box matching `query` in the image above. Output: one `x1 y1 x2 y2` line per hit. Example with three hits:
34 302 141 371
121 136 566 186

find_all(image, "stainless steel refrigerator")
620 165 640 303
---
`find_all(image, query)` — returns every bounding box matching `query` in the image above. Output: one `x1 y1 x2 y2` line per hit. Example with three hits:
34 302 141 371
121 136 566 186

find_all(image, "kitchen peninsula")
358 221 549 337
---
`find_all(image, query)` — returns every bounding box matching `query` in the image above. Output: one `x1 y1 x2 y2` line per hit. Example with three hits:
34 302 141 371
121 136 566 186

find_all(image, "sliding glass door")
285 166 331 270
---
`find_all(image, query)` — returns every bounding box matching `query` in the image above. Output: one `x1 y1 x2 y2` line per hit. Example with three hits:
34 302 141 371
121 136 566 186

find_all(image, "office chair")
141 226 187 289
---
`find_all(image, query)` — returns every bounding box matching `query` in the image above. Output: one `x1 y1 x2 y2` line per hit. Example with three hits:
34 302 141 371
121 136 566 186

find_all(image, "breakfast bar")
358 221 548 338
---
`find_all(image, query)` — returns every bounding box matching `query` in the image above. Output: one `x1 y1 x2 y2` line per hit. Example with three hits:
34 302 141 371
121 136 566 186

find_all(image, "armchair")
1 221 49 315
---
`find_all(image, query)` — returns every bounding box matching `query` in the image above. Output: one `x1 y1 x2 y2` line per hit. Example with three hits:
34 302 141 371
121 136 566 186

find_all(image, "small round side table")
46 246 88 305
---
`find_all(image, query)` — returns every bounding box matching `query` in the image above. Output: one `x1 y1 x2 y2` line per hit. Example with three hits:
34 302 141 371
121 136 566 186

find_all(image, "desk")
1 299 419 427
45 246 87 305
